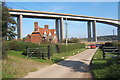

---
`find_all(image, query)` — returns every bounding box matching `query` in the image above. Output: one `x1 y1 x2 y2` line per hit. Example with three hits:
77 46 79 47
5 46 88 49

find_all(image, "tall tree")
2 2 17 40
1 2 17 59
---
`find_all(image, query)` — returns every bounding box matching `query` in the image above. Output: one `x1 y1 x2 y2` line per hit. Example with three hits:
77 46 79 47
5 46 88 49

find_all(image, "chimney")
44 25 49 29
34 22 38 31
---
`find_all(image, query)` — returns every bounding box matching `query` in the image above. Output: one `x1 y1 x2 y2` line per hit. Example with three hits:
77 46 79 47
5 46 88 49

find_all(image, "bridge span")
9 9 120 42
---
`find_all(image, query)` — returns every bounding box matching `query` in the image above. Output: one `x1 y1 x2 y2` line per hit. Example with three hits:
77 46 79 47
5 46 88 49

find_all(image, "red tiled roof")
25 22 58 44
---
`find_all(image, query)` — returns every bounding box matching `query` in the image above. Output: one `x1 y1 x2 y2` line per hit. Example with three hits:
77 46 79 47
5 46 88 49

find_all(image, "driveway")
23 48 98 78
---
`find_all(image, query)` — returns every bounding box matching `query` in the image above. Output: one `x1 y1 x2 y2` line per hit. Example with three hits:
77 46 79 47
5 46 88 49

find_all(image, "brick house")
24 22 58 44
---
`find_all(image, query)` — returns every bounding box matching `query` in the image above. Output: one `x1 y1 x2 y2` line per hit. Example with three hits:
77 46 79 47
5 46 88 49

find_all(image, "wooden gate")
27 46 50 59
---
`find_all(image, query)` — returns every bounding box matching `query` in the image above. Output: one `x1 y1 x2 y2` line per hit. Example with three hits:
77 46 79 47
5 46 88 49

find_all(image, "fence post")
27 48 29 58
48 45 50 59
41 53 44 59
102 49 105 59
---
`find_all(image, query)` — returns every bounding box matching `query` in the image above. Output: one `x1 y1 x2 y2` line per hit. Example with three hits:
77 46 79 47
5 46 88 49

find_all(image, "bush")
104 42 114 46
68 38 80 43
22 49 27 56
61 38 80 43
5 40 26 51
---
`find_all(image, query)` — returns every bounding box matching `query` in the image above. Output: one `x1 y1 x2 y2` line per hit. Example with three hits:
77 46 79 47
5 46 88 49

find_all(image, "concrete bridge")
9 9 120 42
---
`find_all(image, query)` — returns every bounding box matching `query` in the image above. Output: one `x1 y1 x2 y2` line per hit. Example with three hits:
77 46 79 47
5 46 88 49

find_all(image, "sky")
6 2 118 38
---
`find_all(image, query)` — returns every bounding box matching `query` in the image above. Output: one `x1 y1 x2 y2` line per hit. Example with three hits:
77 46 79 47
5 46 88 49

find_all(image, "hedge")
5 40 48 51
5 40 85 57
56 43 85 53
49 44 57 56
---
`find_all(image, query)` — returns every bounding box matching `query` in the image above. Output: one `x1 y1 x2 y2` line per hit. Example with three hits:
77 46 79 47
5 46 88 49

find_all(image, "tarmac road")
23 48 97 78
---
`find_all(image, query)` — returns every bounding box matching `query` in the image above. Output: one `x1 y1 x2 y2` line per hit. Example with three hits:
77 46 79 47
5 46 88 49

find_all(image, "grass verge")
91 49 120 79
51 48 86 63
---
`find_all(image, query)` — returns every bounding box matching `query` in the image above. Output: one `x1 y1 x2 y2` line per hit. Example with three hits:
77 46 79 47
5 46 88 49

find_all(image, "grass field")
2 48 85 78
91 49 120 79
3 51 51 78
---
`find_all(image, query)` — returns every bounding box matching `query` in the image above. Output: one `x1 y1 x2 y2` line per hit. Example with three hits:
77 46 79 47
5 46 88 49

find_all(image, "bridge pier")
60 18 64 42
87 21 92 42
92 20 97 42
55 19 60 43
17 15 22 39
118 27 120 42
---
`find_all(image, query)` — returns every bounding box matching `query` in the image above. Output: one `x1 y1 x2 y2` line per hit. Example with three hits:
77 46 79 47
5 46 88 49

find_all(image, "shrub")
61 38 80 43
22 49 27 56
68 38 80 43
104 42 114 46
5 40 26 51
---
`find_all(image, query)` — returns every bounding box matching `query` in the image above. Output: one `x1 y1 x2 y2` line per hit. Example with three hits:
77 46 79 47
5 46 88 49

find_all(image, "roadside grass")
91 49 120 79
7 48 86 64
8 50 53 64
2 51 51 78
51 48 86 63
3 48 86 78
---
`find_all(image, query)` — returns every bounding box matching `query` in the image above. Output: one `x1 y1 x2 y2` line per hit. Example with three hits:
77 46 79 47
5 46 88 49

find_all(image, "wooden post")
41 53 44 59
27 48 29 58
103 50 105 59
48 45 50 59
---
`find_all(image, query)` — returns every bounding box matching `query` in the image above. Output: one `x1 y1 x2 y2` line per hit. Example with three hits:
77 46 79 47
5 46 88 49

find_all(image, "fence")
27 46 50 59
102 46 120 59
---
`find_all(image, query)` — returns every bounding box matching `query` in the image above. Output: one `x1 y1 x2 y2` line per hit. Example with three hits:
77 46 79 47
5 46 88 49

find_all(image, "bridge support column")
55 19 60 43
60 17 64 42
118 27 120 42
17 15 22 39
92 20 97 42
87 21 92 42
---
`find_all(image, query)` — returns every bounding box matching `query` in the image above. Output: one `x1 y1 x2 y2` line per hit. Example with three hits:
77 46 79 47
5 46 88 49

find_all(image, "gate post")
102 49 105 59
48 45 50 59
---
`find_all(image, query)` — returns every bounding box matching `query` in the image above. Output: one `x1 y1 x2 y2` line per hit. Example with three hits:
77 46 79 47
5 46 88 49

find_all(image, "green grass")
51 48 86 63
91 49 120 79
8 50 53 64
2 51 51 78
3 48 86 78
8 50 26 58
7 48 86 64
92 49 103 60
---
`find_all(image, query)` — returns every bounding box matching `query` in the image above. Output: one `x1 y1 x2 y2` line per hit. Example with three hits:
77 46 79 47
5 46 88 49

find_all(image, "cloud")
52 7 64 11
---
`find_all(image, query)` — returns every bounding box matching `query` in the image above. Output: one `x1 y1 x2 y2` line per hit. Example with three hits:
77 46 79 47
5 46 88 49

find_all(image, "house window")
49 32 51 36
54 36 56 39
44 31 46 35
54 31 56 34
